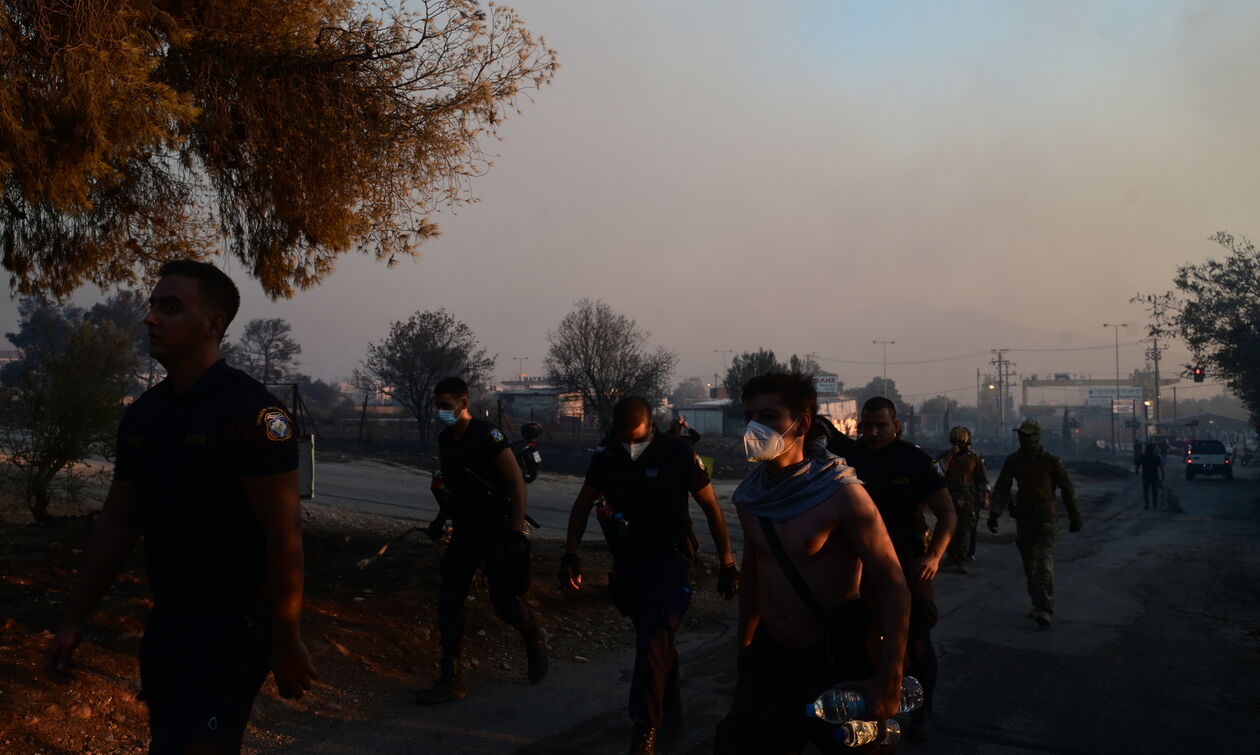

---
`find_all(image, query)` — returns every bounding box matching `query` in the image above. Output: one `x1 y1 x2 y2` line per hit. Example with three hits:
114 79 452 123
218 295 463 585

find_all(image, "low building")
496 386 585 425
673 399 730 438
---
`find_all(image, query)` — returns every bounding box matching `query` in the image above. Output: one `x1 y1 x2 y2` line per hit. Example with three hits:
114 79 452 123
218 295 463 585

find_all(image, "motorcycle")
512 422 544 482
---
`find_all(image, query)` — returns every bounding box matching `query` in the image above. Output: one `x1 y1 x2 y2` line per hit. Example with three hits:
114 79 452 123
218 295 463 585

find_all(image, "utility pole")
873 340 895 395
513 356 528 381
1103 323 1128 453
714 350 733 397
990 349 1014 434
976 367 981 438
1144 335 1166 428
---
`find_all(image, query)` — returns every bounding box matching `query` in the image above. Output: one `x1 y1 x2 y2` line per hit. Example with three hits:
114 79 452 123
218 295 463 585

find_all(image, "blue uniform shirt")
114 359 298 612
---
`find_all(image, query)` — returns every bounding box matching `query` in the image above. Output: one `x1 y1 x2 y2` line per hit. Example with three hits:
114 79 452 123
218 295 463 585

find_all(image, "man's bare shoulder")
825 481 874 510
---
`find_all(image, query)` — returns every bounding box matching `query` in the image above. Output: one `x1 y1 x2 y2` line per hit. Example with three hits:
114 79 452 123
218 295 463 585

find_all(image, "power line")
812 340 1148 367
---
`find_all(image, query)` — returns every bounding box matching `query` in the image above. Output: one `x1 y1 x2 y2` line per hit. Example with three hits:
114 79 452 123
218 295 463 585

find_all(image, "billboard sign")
1087 386 1143 408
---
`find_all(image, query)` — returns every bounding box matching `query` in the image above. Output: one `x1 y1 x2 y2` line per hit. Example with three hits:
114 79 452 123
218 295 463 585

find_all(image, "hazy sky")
3 0 1256 406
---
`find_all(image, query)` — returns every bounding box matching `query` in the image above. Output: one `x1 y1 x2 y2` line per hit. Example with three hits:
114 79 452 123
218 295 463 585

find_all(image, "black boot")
416 655 467 704
525 627 549 684
629 725 658 755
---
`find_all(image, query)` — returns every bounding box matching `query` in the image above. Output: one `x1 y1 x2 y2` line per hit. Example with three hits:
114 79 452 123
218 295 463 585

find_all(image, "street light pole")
1103 323 1128 453
513 356 528 381
873 340 895 395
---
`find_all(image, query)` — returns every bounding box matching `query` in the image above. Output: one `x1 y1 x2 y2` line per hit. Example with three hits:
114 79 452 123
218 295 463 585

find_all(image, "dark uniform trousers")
613 551 692 727
439 526 537 657
1141 475 1162 507
138 606 271 754
905 571 938 718
865 548 938 720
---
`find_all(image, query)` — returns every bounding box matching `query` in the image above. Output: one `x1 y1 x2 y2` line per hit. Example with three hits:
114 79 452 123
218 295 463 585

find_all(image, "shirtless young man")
714 373 910 754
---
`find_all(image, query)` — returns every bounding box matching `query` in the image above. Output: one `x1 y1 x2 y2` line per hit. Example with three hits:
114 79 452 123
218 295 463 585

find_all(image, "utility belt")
594 495 696 561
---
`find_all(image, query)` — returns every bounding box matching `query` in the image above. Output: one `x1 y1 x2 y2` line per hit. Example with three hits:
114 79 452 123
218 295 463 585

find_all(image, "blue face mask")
437 409 459 426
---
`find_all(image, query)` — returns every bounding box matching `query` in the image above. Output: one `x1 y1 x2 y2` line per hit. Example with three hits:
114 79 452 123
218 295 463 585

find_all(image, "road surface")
292 460 1260 754
309 459 746 552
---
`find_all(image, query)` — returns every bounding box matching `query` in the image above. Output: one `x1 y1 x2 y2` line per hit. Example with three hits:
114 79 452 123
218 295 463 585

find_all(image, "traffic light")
1192 365 1205 383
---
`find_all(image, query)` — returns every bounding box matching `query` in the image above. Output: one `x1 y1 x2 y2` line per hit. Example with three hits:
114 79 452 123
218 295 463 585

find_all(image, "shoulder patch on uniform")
932 460 946 478
257 406 293 441
489 428 505 443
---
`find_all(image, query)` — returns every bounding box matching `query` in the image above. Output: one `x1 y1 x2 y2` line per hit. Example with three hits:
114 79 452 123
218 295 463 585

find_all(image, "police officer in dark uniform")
846 397 956 743
417 376 547 704
47 260 317 754
560 397 738 755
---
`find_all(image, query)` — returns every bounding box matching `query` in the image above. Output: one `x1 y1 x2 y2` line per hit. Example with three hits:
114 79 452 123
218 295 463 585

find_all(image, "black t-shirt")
1136 452 1164 479
846 439 947 557
438 418 513 528
584 431 710 559
114 360 299 611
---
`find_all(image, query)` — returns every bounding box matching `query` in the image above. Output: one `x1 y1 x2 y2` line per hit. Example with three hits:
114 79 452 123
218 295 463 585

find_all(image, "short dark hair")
861 396 898 419
434 376 469 398
612 396 652 432
157 259 240 331
741 373 817 419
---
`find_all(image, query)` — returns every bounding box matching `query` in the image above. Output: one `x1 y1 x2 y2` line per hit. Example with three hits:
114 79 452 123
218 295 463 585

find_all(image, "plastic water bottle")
835 719 901 748
806 676 924 723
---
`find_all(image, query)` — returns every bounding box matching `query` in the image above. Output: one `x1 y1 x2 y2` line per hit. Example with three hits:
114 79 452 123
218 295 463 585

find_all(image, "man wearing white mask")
715 373 909 754
417 377 547 704
561 396 737 754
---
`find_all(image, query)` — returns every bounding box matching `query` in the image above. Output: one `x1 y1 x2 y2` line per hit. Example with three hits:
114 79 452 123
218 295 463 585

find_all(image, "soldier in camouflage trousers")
988 419 1082 627
938 426 989 573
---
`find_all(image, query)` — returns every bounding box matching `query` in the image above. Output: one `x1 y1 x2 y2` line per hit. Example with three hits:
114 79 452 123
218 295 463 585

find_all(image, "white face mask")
437 408 459 426
622 437 651 461
743 417 798 462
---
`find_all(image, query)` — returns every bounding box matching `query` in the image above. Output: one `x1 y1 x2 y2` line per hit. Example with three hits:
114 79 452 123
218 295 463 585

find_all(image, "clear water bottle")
806 676 924 723
835 719 901 748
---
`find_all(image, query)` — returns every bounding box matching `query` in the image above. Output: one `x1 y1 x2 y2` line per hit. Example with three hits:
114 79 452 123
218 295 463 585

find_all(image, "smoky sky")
4 0 1256 405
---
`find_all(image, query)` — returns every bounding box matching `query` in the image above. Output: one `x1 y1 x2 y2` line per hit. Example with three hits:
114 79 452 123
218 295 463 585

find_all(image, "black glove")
717 562 740 599
1069 517 1083 533
987 516 999 534
426 517 447 541
558 552 582 590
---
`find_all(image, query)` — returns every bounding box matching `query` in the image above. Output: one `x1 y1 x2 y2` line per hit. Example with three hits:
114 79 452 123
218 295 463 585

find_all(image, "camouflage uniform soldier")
939 426 989 574
987 419 1082 627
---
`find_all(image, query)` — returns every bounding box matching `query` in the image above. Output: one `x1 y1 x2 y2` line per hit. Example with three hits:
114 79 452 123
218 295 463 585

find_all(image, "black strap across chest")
757 516 827 623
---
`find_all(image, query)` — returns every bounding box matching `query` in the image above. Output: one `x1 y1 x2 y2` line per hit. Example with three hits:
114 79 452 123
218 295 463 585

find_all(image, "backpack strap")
757 516 827 623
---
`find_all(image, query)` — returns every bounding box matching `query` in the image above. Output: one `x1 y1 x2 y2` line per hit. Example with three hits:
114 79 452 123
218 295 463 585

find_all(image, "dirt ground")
0 490 737 754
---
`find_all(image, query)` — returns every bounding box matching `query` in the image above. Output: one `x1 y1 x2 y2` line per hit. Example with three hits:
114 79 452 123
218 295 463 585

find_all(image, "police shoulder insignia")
257 406 294 442
489 428 505 443
932 461 946 478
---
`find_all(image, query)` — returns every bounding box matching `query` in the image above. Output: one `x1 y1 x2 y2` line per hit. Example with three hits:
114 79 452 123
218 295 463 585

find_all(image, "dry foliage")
0 1 558 297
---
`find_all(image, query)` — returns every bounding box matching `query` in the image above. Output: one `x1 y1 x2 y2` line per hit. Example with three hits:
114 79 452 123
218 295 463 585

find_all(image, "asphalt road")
309 459 746 552
293 462 1260 754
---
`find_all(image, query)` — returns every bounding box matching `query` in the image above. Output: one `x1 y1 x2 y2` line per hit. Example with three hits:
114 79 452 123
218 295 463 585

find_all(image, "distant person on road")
1135 443 1165 509
46 260 317 754
417 377 547 704
988 419 1083 628
846 396 955 742
938 426 990 574
714 373 909 754
561 397 738 755
669 414 702 446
